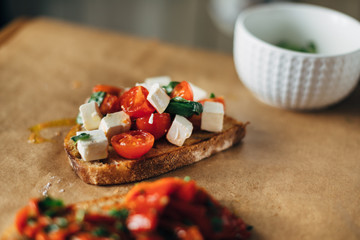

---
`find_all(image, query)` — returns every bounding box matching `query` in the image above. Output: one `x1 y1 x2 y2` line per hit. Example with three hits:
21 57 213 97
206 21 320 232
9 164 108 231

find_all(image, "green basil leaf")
92 227 110 237
211 217 223 232
38 197 65 217
44 224 59 233
162 81 180 95
71 133 91 143
109 209 129 220
165 97 203 117
210 93 216 98
76 91 106 124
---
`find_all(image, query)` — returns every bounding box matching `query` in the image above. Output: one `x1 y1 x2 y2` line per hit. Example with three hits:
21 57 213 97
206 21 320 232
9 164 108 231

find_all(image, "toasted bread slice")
64 115 247 185
1 178 252 239
1 195 126 240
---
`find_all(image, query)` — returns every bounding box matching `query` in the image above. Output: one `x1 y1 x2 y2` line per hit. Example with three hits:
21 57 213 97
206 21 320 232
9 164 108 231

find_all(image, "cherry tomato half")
99 94 121 115
92 84 123 96
170 81 194 101
198 97 226 110
136 113 171 140
111 130 154 159
120 86 156 119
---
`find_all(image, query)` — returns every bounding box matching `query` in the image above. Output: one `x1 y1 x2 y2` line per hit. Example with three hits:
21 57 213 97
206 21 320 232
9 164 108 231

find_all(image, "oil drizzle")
28 118 76 143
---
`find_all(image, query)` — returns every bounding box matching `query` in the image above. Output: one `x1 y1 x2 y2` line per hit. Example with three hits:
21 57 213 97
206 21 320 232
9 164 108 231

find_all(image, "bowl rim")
235 2 360 58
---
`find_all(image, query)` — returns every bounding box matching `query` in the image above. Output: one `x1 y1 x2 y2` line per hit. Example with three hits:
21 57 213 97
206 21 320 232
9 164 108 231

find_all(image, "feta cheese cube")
201 101 224 132
137 76 171 91
99 111 131 140
76 130 108 161
79 101 103 130
166 115 193 146
189 82 208 101
147 83 170 113
145 76 171 87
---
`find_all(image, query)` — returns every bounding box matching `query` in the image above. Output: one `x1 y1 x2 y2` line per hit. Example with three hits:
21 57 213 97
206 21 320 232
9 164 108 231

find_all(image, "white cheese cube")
79 101 103 130
76 130 108 161
99 111 131 140
147 83 170 113
166 115 193 146
189 82 208 101
201 101 224 132
145 76 171 87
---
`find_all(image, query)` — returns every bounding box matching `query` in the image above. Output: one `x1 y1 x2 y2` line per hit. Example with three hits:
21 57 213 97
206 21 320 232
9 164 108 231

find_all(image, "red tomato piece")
171 81 194 101
136 113 171 140
15 206 30 234
120 86 156 119
92 84 123 96
99 94 121 115
111 130 154 159
198 97 226 110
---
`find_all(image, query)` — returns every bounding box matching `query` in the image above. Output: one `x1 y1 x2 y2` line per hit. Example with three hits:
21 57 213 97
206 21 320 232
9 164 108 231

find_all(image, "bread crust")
64 115 247 185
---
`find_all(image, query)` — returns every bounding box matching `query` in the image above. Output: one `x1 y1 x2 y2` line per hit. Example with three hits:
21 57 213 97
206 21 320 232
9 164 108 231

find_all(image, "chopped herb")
210 93 216 98
27 216 37 225
109 209 129 220
88 91 106 106
276 40 317 53
92 226 110 237
55 217 68 228
211 217 223 232
246 225 253 231
115 221 126 231
38 197 65 217
44 224 59 233
76 91 106 124
71 133 91 143
162 81 180 95
184 176 191 182
165 97 203 117
76 113 83 124
110 234 120 240
75 209 86 222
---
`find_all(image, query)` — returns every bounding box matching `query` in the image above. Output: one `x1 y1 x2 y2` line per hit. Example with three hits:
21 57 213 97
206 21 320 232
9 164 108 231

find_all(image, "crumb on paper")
59 189 65 193
42 182 52 196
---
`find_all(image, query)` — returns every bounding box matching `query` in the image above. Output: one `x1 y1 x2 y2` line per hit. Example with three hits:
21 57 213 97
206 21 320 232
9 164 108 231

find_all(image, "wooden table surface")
0 18 359 240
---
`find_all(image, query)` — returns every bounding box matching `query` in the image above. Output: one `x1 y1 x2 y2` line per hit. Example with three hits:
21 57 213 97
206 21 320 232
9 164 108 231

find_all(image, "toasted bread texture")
64 115 247 185
1 195 126 240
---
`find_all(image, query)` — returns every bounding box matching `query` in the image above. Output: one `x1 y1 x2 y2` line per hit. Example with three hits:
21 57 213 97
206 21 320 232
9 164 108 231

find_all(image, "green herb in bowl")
276 41 317 53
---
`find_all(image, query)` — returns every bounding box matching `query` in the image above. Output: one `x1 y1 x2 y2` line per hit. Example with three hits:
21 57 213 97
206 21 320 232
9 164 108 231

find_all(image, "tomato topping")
99 94 121 115
92 84 123 96
15 206 30 234
198 96 226 109
111 130 154 159
135 113 171 140
120 86 156 119
170 81 194 101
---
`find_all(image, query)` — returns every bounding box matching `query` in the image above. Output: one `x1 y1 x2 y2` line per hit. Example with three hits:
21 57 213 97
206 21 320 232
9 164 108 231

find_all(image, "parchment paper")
0 18 359 240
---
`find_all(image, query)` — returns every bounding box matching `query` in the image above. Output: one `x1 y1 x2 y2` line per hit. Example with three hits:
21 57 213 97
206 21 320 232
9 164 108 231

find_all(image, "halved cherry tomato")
136 113 171 140
171 81 193 101
99 94 121 115
198 97 226 110
92 84 123 96
120 86 156 119
15 206 30 234
111 130 154 159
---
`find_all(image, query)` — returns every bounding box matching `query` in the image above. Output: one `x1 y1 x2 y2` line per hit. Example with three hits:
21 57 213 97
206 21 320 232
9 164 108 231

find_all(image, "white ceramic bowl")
233 3 360 110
